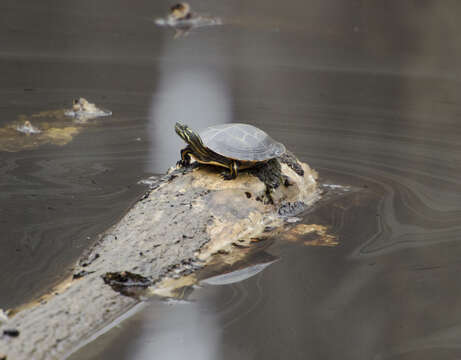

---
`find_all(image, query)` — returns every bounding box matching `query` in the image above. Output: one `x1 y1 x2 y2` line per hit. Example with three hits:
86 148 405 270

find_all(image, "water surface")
2 0 461 359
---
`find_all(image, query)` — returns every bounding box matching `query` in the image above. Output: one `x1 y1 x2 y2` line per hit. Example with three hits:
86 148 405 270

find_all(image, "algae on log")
0 152 319 360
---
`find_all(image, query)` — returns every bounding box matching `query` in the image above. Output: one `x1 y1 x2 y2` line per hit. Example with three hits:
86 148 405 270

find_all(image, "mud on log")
0 152 319 360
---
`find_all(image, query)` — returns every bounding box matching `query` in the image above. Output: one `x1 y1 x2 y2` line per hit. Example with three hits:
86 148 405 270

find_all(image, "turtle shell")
200 123 286 161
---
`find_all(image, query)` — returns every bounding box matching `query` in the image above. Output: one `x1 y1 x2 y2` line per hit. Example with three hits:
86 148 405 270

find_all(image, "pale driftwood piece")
0 153 319 360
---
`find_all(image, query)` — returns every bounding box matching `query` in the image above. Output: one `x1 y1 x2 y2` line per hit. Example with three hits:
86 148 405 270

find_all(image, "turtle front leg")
177 146 192 167
222 161 239 180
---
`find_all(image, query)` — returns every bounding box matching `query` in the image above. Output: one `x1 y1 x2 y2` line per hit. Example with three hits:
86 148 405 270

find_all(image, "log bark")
0 152 319 360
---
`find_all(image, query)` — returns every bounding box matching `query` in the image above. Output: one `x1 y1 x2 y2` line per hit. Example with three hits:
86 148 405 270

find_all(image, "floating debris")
15 120 41 135
0 98 111 152
64 98 112 122
155 2 222 37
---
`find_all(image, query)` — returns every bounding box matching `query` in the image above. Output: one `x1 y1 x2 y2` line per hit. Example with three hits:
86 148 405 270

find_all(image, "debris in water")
15 120 41 135
0 99 112 152
154 2 222 37
64 98 112 121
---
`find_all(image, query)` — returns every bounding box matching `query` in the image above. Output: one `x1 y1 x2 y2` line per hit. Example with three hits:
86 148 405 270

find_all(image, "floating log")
0 152 319 359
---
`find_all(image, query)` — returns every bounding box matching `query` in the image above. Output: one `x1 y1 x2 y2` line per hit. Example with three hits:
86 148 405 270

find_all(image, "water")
2 0 461 359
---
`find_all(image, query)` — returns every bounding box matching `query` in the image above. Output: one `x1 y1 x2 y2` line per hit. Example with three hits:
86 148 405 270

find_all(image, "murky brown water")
2 0 461 359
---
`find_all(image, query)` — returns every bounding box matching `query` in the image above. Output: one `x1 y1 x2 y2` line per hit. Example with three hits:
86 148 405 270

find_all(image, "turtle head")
175 122 203 147
175 122 191 142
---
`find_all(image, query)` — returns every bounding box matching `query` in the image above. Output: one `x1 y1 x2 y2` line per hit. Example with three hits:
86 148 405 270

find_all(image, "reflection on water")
71 298 222 360
147 29 231 173
3 0 461 359
201 258 278 286
147 67 231 173
129 301 221 360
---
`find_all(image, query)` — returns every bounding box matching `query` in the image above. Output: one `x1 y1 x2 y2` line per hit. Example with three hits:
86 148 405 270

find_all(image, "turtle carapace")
175 122 286 180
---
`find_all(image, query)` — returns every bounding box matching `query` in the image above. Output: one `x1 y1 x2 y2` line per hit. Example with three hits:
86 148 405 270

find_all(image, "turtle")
175 122 286 180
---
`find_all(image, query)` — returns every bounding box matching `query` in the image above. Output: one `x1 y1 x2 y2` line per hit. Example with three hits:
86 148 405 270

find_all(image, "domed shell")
200 123 286 161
